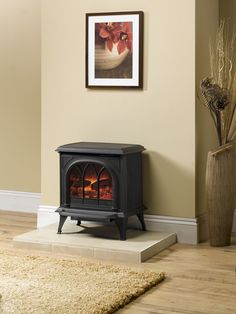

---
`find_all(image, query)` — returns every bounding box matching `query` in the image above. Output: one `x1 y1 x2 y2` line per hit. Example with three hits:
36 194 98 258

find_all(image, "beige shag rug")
0 249 165 314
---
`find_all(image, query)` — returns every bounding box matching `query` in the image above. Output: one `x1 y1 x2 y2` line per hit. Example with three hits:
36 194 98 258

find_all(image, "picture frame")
86 11 144 88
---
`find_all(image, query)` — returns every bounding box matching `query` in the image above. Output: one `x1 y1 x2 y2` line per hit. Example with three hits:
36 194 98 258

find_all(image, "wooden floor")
0 210 236 314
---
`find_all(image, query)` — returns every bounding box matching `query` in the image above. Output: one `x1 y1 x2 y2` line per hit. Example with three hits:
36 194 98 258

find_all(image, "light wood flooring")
0 210 236 314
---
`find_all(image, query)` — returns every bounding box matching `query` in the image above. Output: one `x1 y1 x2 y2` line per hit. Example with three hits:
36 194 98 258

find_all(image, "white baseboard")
127 214 198 244
139 214 198 244
2 192 234 244
37 205 199 244
0 190 41 213
37 205 59 228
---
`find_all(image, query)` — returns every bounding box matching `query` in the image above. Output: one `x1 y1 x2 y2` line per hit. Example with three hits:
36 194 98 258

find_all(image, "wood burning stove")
56 142 146 240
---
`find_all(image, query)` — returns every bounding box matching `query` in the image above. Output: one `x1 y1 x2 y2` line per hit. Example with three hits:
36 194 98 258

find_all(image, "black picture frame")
86 11 144 88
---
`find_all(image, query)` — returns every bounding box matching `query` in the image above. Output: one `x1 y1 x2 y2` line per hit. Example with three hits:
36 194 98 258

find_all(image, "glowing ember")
70 164 112 200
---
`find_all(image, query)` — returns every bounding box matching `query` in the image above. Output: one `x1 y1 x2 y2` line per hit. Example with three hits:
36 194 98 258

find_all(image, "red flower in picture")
98 22 122 51
96 21 133 54
117 22 133 54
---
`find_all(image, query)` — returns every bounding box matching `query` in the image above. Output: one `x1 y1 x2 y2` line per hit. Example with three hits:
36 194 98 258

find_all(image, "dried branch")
201 19 236 146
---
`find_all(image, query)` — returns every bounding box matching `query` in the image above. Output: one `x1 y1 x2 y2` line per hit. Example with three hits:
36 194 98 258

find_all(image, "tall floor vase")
205 143 235 246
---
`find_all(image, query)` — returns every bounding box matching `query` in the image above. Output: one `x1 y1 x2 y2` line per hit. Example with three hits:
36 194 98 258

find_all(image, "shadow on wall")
142 151 195 218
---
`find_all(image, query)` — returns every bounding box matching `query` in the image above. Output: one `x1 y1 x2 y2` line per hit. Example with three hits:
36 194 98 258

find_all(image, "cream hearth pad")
14 222 176 263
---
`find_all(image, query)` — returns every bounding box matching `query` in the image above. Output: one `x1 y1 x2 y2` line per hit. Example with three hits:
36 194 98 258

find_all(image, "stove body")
56 142 146 240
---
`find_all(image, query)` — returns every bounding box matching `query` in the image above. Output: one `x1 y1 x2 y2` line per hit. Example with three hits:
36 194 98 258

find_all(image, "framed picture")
86 11 144 88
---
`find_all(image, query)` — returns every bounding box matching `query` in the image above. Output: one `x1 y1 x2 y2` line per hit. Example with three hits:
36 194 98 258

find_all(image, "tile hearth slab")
13 222 176 263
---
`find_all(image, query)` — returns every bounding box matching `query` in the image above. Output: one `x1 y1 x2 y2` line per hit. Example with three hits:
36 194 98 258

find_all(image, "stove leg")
57 215 67 234
76 220 81 226
115 217 128 241
137 213 146 231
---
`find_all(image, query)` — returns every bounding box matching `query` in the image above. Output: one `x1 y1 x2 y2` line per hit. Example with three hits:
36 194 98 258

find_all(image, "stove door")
61 156 119 211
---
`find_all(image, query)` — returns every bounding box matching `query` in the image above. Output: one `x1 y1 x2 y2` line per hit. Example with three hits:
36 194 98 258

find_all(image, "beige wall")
42 0 196 217
0 0 222 219
0 0 41 193
195 0 219 218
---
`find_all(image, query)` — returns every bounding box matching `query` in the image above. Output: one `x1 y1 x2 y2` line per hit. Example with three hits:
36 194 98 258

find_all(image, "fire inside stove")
69 163 112 200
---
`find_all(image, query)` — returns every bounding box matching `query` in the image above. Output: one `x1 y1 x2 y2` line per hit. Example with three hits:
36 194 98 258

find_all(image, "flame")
70 168 112 200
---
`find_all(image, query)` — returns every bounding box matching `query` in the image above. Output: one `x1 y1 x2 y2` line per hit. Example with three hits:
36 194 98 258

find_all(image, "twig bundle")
200 20 236 146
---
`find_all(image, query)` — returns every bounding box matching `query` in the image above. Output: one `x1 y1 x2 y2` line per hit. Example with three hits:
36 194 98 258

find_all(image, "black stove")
56 142 146 240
